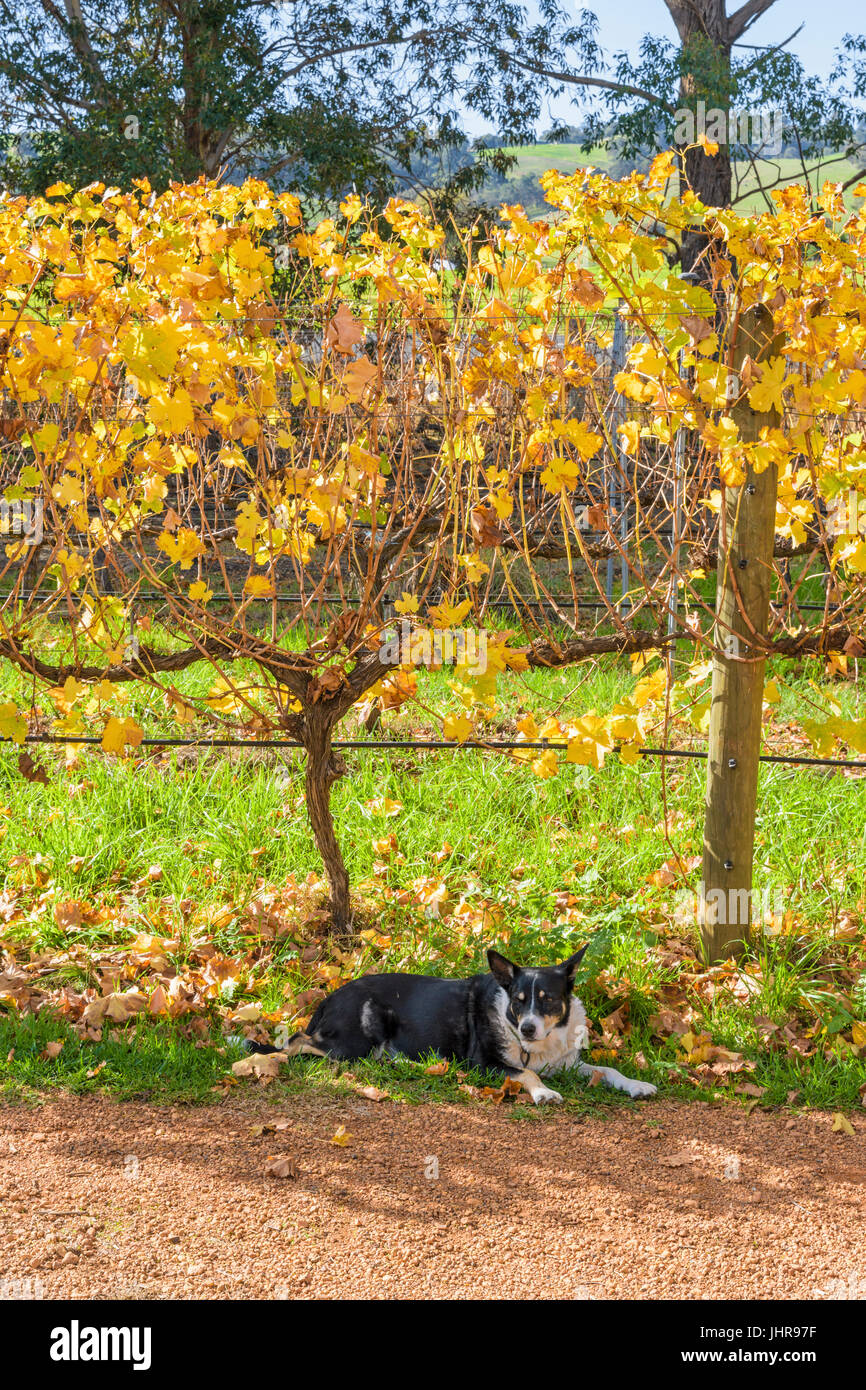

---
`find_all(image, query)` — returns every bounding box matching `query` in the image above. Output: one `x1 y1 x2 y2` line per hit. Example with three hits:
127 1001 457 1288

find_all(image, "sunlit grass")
1 649 864 1109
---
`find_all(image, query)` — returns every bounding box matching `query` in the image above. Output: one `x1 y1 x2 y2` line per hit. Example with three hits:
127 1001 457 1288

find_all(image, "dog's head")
487 945 589 1042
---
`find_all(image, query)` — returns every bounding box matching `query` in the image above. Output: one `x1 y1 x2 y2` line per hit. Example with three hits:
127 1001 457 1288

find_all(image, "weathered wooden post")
701 302 782 961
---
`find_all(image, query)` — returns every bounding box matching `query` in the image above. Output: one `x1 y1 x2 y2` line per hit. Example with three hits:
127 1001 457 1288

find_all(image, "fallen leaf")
264 1155 299 1179
54 900 84 931
231 1052 287 1079
648 1009 694 1037
601 1004 629 1035
424 1060 449 1076
148 985 168 1015
18 752 49 785
39 1041 64 1060
250 1120 289 1137
361 797 403 819
754 1016 780 1040
83 992 148 1026
832 1112 855 1136
475 1085 506 1102
659 1151 700 1167
330 1125 353 1147
230 1004 262 1023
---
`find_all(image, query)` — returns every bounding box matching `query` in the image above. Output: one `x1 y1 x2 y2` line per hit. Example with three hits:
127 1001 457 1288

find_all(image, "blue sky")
594 0 860 78
464 0 864 135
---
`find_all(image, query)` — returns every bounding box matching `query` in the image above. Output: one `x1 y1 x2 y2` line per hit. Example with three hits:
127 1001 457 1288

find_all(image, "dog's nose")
520 1021 536 1038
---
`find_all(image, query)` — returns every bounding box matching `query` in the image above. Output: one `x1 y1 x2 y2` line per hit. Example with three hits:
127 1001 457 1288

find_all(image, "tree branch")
493 50 675 112
727 0 780 44
0 633 311 695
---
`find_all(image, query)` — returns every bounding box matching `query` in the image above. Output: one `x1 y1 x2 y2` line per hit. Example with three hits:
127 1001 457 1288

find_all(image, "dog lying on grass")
249 945 656 1105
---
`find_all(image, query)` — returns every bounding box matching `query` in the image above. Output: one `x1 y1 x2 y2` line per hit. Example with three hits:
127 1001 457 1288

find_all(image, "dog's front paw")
532 1086 563 1106
624 1078 657 1099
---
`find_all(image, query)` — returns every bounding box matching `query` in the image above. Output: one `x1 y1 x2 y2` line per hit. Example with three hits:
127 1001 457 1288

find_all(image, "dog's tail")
242 1030 328 1059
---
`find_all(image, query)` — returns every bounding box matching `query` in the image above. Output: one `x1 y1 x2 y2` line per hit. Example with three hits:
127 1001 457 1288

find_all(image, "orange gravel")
1 1093 864 1300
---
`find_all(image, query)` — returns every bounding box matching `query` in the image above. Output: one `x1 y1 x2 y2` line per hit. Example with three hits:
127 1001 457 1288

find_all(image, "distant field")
479 143 863 217
497 142 619 176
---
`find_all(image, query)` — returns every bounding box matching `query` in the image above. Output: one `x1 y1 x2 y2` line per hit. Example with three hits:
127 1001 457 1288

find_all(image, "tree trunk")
302 704 352 934
701 302 782 960
666 0 734 273
178 4 227 180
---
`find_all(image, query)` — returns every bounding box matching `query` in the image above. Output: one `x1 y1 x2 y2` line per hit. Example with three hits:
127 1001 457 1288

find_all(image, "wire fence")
8 731 866 770
1 589 841 614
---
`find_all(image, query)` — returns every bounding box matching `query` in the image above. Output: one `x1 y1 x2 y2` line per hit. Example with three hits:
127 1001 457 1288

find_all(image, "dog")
249 945 656 1105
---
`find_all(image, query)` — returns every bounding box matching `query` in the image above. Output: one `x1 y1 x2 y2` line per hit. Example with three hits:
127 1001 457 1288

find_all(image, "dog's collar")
503 1016 531 1068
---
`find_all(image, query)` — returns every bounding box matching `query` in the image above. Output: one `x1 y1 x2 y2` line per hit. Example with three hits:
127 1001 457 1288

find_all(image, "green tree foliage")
0 0 589 204
0 0 863 230
510 4 864 215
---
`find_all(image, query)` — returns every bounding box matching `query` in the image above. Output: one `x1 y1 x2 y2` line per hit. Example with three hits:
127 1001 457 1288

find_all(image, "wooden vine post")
701 303 783 961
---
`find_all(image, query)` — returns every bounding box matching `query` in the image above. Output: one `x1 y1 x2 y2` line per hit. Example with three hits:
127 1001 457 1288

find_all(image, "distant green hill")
476 144 863 218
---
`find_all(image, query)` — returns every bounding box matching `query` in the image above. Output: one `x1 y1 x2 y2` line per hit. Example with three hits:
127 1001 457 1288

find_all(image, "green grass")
1 648 865 1111
0 1011 241 1104
0 655 863 930
2 986 862 1113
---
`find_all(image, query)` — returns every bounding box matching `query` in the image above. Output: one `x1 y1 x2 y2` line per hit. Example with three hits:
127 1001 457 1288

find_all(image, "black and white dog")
251 946 656 1105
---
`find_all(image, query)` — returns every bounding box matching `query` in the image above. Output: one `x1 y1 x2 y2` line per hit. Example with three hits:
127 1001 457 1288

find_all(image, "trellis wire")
1 591 841 613
7 732 865 769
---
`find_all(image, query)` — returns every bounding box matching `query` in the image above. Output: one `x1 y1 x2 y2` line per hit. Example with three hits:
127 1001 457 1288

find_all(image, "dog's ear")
560 944 590 987
487 949 518 986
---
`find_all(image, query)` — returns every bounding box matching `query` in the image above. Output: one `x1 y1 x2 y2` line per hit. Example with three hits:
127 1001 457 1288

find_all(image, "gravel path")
1 1093 864 1300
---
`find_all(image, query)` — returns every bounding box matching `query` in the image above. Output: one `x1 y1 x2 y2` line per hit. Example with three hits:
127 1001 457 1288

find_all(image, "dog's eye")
517 992 526 1002
539 991 547 1001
